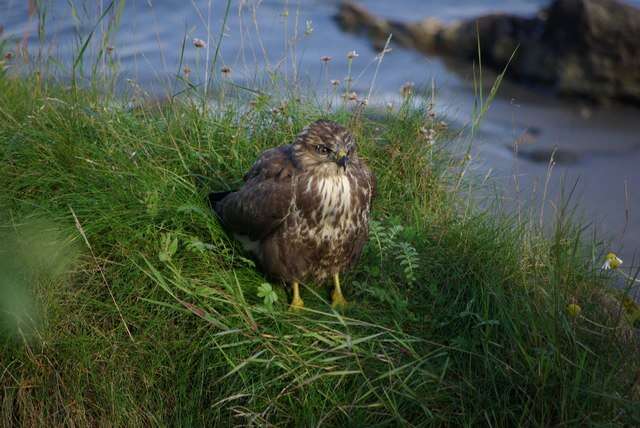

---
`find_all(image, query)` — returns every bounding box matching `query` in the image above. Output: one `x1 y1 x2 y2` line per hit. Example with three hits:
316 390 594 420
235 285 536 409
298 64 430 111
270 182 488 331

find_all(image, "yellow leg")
331 273 348 309
289 281 304 311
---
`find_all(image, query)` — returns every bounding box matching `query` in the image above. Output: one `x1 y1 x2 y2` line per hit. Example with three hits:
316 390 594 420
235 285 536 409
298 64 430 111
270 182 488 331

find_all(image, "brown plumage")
210 119 375 309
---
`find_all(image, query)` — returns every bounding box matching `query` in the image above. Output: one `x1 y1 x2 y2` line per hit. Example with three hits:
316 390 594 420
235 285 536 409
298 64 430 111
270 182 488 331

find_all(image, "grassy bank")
0 72 639 426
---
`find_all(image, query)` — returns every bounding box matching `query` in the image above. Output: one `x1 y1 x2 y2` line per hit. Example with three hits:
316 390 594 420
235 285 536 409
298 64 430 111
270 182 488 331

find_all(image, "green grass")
0 72 639 427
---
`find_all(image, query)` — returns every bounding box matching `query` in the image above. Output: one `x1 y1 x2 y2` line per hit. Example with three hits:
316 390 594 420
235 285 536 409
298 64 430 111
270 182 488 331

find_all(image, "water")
2 0 639 272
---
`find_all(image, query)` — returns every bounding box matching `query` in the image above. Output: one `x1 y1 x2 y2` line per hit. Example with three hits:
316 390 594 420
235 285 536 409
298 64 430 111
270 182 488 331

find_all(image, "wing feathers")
215 146 297 240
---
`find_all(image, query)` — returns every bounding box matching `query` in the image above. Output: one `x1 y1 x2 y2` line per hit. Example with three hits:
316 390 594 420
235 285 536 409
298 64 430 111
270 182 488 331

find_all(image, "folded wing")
214 146 297 241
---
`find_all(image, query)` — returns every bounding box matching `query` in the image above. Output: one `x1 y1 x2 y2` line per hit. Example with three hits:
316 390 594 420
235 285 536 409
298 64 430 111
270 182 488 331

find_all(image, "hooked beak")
336 149 349 170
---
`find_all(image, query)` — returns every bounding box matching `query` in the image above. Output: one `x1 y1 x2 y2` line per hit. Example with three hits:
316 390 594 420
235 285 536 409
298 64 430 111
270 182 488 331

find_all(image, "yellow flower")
602 252 623 270
566 303 582 317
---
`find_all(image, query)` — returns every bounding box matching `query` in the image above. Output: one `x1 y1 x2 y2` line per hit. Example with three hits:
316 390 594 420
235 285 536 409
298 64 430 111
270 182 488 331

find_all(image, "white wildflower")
305 20 314 35
400 81 415 98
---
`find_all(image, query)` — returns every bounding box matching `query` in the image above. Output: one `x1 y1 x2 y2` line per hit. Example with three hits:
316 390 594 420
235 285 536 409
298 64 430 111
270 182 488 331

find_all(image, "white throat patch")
316 174 352 219
306 174 355 243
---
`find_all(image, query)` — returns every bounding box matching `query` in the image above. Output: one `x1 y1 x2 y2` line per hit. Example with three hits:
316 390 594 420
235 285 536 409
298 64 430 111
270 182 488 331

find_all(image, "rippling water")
2 0 640 269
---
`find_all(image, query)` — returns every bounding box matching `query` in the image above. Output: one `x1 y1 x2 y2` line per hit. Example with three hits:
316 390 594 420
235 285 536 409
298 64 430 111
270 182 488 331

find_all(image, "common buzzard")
210 120 375 310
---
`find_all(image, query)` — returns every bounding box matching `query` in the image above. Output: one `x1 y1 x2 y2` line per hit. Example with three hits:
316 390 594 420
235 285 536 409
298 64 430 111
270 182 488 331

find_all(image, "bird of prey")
210 119 375 310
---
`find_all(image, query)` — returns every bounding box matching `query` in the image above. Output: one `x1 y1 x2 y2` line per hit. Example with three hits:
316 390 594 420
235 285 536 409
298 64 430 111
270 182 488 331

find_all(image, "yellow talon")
331 290 347 309
290 297 304 311
289 281 304 311
331 273 348 309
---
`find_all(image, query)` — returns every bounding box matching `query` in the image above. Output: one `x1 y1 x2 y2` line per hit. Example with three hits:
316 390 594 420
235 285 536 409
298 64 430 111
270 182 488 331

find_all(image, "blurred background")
2 0 639 267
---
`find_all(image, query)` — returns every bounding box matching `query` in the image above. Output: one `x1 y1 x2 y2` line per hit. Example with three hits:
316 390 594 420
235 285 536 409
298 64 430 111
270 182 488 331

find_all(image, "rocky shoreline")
336 0 640 106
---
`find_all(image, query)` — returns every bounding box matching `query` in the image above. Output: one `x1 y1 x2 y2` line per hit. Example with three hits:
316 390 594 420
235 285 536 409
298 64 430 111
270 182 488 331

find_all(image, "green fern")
158 232 178 263
395 241 419 285
186 236 215 254
368 219 420 285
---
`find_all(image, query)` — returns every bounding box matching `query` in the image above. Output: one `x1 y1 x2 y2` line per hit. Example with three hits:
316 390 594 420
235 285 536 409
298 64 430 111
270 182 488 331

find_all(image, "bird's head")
292 120 356 175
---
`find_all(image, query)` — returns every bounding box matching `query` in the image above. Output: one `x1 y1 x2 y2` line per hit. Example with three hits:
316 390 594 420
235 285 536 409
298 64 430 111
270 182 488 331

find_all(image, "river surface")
2 0 640 280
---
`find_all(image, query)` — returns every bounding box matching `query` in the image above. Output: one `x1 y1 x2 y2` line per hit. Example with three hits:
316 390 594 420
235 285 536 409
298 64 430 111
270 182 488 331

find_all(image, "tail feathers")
208 191 234 218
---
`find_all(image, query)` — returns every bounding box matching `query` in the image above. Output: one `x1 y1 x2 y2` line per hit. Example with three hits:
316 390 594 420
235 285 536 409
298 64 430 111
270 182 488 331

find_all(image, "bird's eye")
315 145 329 154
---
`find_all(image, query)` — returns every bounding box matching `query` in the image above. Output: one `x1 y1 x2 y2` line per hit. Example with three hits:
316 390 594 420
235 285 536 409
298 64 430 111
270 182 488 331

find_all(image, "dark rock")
336 0 640 106
510 146 582 164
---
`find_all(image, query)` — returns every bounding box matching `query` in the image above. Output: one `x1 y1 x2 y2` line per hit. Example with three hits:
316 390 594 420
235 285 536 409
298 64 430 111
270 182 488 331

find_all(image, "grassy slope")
0 74 639 427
